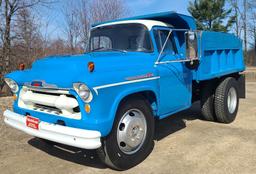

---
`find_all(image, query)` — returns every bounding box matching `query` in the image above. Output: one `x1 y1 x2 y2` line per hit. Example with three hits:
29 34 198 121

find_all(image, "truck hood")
6 52 156 88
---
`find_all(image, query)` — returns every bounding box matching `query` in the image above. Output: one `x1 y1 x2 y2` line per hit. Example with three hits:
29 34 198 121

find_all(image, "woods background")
0 0 256 95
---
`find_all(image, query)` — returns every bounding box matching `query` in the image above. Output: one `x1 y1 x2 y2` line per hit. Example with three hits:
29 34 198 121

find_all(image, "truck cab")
3 12 245 170
90 19 193 117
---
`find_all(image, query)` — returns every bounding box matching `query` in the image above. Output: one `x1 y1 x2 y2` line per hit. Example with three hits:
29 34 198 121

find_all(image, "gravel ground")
0 82 256 174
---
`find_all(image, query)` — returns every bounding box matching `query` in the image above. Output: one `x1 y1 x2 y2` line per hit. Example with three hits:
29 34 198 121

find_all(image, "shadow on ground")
155 102 202 141
28 102 203 169
28 138 107 169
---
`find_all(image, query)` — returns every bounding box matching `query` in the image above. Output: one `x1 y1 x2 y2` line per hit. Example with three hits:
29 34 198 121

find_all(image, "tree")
13 8 43 68
248 0 256 65
243 0 248 59
0 0 53 74
62 1 82 54
229 0 243 37
90 0 127 23
188 0 235 32
48 38 69 55
85 0 127 50
229 0 256 65
78 0 90 49
0 0 3 54
62 0 128 53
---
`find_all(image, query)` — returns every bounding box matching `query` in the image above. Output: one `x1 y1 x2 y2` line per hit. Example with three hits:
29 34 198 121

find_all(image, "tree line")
188 0 256 65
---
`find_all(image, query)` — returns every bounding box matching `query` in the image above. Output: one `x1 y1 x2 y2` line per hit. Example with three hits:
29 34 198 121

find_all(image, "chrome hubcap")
117 109 147 154
227 87 237 114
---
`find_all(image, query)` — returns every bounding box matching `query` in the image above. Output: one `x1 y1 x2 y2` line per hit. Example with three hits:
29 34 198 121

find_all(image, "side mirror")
185 31 198 60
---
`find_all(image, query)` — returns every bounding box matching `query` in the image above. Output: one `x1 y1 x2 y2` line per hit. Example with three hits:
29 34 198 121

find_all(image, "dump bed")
194 31 245 81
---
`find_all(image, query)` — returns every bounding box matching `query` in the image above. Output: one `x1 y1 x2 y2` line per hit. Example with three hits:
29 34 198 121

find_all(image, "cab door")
153 28 192 118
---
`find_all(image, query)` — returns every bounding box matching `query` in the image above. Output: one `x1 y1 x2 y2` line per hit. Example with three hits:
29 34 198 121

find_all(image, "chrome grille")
18 86 81 120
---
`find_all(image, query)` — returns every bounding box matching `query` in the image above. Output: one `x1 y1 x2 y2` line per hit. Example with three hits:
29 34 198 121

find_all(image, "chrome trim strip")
155 58 199 65
155 29 173 64
93 76 160 95
24 86 71 94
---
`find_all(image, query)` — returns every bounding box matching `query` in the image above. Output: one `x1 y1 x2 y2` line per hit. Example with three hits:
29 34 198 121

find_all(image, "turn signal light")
85 104 91 113
19 63 25 70
13 94 17 101
88 62 95 72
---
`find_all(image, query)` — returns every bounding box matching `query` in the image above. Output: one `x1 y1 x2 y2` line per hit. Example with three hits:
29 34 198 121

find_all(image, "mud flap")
237 74 246 99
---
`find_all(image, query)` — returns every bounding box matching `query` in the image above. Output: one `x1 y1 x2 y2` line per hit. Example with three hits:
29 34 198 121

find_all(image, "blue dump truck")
3 12 245 170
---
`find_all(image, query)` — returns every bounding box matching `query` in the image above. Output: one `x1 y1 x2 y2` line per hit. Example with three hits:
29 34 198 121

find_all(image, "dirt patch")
1 83 256 174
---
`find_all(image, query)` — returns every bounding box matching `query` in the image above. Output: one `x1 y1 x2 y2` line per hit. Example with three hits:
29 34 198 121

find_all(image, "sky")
126 0 190 16
39 0 191 40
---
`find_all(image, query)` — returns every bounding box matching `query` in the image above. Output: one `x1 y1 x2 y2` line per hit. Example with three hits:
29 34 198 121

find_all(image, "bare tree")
47 38 70 55
78 0 90 49
0 0 53 74
248 0 256 65
0 2 2 48
229 0 254 64
243 0 248 60
90 0 127 23
230 0 243 37
62 0 128 53
39 13 58 57
13 8 42 68
62 1 82 54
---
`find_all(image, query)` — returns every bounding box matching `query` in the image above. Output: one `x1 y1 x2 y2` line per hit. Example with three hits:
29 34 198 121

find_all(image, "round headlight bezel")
4 78 19 93
73 83 93 103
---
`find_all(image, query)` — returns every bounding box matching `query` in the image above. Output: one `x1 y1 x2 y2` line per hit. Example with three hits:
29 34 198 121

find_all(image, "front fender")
110 85 159 119
92 81 159 136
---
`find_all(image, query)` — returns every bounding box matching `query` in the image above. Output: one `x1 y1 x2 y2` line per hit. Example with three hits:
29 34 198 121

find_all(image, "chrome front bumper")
3 110 102 149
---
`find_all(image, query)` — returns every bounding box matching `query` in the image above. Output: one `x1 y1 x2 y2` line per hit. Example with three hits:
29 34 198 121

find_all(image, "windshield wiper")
88 48 127 53
105 48 127 53
90 47 105 52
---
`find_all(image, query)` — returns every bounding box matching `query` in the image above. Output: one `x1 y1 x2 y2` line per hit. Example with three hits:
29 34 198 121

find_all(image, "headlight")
73 83 93 103
4 78 19 93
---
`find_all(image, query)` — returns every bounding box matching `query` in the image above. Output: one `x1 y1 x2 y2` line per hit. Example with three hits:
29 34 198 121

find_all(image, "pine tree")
188 0 235 32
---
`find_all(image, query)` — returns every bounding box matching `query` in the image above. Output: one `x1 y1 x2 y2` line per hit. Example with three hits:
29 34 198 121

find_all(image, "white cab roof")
92 20 172 30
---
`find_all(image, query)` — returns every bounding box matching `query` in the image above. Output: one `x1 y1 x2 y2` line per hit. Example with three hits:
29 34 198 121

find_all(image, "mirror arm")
155 29 173 65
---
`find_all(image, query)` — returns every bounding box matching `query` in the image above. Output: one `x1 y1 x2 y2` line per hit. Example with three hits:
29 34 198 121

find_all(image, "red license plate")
26 115 39 130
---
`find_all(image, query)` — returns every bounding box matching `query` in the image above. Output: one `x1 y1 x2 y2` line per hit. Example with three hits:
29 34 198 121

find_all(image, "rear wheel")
200 82 216 121
214 77 239 123
97 97 155 170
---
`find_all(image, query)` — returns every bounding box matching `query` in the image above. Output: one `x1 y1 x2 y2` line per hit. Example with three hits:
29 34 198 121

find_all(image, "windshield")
88 23 153 53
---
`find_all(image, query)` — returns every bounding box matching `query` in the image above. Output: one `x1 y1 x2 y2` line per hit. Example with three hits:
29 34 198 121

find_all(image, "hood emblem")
31 81 43 87
28 81 58 88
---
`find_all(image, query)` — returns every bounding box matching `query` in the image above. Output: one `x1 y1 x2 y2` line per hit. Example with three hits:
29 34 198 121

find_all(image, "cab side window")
154 30 177 54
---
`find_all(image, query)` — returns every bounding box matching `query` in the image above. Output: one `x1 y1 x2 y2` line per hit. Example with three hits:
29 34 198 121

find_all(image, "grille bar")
34 104 62 115
18 86 82 120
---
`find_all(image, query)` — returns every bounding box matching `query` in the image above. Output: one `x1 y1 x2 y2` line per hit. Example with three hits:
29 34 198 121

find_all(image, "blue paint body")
5 12 245 137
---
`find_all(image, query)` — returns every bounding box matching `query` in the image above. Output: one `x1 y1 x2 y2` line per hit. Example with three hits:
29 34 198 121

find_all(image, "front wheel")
97 97 155 170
